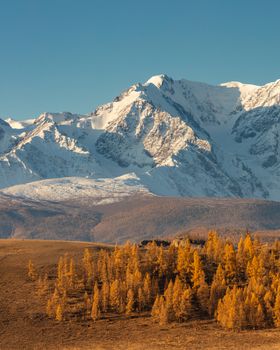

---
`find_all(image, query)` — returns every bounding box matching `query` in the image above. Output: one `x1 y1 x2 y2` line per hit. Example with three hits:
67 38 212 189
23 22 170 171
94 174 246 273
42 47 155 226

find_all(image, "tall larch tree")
83 248 94 287
28 260 37 281
209 263 226 316
137 287 144 312
204 230 223 263
223 243 237 283
91 283 101 321
143 273 152 308
101 280 110 312
179 287 192 322
172 276 184 320
151 295 161 322
110 279 122 313
125 289 134 315
177 239 192 282
164 280 175 322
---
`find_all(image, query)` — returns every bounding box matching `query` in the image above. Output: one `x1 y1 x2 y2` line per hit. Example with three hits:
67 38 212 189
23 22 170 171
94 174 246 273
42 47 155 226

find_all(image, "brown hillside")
1 194 280 243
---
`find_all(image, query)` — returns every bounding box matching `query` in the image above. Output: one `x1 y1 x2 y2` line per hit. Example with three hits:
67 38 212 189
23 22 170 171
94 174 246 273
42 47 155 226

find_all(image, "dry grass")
0 239 280 350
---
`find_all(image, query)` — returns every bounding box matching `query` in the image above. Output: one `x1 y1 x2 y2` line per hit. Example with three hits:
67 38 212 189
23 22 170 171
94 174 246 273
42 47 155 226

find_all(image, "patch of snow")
5 118 35 129
1 174 151 203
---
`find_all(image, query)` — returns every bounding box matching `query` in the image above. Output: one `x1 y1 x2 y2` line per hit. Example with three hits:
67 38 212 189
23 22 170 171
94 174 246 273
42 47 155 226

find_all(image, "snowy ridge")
0 74 280 201
5 117 35 129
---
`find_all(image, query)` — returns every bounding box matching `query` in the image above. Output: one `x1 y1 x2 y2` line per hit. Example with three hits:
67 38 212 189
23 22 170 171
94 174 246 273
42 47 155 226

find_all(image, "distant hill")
1 193 280 243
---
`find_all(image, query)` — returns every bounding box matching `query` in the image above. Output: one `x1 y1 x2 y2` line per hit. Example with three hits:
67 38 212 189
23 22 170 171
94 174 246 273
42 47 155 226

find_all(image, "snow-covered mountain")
2 74 280 201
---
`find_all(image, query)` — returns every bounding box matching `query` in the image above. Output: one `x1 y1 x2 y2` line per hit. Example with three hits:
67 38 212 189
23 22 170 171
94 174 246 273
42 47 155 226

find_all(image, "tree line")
28 232 280 330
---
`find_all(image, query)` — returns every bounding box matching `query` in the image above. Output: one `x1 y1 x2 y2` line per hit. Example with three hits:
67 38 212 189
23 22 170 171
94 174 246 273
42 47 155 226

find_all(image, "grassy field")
0 239 280 350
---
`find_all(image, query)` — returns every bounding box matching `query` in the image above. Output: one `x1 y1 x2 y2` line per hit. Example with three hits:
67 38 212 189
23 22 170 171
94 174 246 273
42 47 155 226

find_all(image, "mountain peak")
145 74 173 88
0 74 280 200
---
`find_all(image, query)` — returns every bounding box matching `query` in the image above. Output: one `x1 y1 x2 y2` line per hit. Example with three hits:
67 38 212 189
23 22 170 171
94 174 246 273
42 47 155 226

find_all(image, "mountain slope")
1 74 280 200
0 193 280 242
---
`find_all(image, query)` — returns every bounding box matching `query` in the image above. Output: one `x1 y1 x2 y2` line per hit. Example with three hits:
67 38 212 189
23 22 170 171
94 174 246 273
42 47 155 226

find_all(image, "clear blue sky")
1 0 279 120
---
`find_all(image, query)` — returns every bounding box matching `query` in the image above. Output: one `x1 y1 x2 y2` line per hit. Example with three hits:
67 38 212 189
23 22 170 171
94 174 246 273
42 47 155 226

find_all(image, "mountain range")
1 74 280 201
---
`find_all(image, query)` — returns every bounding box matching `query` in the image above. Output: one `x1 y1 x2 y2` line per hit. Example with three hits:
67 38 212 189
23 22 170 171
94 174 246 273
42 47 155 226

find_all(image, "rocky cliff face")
1 74 280 200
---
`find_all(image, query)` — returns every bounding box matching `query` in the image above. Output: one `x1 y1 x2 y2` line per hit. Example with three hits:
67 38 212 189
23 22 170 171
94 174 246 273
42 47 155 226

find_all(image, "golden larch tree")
172 276 184 320
151 295 160 322
125 289 134 315
177 239 192 281
143 273 152 307
28 260 37 281
91 283 101 321
209 263 226 316
101 280 110 312
179 287 192 322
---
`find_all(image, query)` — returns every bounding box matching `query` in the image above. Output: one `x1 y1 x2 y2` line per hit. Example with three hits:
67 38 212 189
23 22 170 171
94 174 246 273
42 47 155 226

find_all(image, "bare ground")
0 239 280 350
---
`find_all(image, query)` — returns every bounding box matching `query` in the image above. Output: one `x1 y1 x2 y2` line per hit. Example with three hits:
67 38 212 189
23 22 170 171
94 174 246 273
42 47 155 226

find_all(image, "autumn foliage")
28 232 280 331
